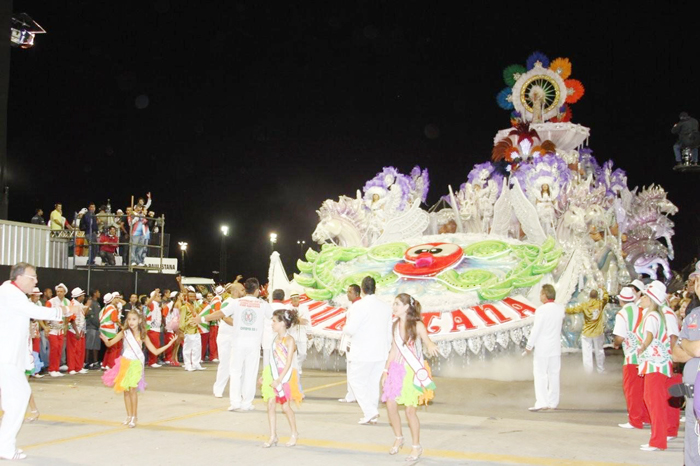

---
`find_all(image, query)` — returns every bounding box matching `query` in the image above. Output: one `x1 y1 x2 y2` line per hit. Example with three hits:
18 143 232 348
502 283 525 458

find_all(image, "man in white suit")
0 263 75 460
525 284 565 412
343 276 392 424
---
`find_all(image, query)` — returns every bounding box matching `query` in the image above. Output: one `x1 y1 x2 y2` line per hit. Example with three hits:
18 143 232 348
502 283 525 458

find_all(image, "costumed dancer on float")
101 309 179 428
338 284 361 404
381 293 439 462
259 309 303 448
67 287 90 375
525 284 565 412
612 286 650 429
0 262 76 461
45 283 69 377
636 281 675 451
145 290 163 368
212 282 243 398
201 278 272 411
565 289 608 374
342 276 393 425
99 293 122 370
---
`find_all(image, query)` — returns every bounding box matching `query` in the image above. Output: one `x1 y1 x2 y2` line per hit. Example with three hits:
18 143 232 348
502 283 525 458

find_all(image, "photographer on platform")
672 111 699 164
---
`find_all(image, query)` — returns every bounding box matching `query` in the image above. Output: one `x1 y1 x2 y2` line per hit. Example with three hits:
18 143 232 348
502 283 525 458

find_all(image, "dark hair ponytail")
273 309 299 329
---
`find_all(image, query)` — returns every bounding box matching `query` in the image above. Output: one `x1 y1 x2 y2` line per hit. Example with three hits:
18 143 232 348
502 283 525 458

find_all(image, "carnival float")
268 52 678 375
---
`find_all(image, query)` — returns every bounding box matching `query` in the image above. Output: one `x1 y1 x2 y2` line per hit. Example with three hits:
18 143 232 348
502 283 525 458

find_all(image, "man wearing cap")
99 293 121 370
0 262 76 461
566 289 608 374
212 283 243 399
673 266 700 464
525 284 565 412
613 286 650 429
45 284 70 377
180 289 205 371
201 278 272 411
343 276 393 424
67 288 90 375
145 290 163 368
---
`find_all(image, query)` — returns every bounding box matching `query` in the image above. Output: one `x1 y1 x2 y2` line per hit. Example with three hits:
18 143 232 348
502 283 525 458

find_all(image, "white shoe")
640 444 661 451
68 370 77 375
338 398 356 403
228 406 241 412
618 422 637 429
78 369 89 374
149 363 162 368
59 365 68 371
681 416 686 423
667 436 677 441
212 359 219 363
214 393 223 398
195 365 206 371
101 365 110 371
241 405 255 411
528 406 546 412
32 373 44 379
49 371 64 377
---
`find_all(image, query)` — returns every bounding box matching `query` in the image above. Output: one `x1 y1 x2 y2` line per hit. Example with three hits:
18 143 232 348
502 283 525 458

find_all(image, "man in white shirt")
289 292 310 374
201 278 272 411
525 284 565 412
67 287 89 375
338 284 361 403
342 276 392 424
0 262 75 460
212 283 244 399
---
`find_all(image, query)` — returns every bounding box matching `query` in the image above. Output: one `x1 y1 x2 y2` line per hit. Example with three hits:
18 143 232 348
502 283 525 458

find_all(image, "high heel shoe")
262 436 278 448
406 445 423 462
122 416 132 426
358 414 379 425
27 409 40 422
128 417 137 428
285 434 298 447
389 436 404 455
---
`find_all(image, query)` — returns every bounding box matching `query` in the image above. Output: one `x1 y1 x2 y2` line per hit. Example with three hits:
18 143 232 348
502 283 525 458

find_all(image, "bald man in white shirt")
525 284 565 412
0 263 76 460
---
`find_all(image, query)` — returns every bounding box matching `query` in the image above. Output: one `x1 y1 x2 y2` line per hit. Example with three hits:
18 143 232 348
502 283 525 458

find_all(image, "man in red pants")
67 287 90 375
46 283 69 377
661 294 681 440
613 286 650 429
145 290 163 367
202 289 224 362
99 293 121 370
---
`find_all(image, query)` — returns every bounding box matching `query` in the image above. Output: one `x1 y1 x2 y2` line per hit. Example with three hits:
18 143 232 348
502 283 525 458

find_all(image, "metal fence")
0 220 69 268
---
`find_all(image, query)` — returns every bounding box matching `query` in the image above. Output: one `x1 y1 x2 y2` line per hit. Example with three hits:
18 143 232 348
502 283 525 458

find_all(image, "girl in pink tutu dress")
381 293 440 462
101 309 178 427
259 309 303 448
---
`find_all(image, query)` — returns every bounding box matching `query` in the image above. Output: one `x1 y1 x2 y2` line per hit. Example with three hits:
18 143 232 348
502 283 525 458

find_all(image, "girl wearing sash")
100 309 179 428
636 282 673 451
259 309 303 448
381 293 439 462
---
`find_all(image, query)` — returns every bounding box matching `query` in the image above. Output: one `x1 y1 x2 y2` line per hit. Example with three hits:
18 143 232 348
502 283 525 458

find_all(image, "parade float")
268 52 678 375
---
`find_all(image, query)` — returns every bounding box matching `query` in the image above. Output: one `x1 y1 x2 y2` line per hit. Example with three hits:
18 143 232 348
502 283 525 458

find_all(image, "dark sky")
6 2 700 280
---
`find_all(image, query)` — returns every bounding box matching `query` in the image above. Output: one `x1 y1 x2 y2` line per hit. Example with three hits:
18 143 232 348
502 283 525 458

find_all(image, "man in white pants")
338 284 361 403
565 289 607 374
343 276 392 424
0 262 75 460
526 284 565 412
212 283 244 398
201 278 272 411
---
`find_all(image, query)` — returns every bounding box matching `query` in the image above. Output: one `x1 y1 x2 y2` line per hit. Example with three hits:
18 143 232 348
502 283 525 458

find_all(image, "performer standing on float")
381 293 439 462
201 278 272 411
343 276 392 425
338 284 361 404
0 262 76 461
525 284 565 412
612 286 650 429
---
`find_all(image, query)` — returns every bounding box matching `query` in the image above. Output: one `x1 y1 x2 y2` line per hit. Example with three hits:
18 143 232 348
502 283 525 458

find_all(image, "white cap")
150 290 159 298
215 285 225 295
618 287 635 302
631 279 645 291
55 283 68 292
30 287 42 295
79 208 88 215
71 287 85 298
644 280 667 306
170 291 178 298
196 292 203 300
103 293 114 304
112 291 122 298
187 286 195 292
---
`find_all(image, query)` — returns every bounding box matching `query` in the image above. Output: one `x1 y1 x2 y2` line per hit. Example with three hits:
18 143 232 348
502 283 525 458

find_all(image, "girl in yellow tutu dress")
259 309 303 448
381 293 440 462
101 309 178 427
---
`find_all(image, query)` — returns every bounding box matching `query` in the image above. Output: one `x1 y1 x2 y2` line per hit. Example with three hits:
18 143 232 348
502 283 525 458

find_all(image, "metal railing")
0 219 69 268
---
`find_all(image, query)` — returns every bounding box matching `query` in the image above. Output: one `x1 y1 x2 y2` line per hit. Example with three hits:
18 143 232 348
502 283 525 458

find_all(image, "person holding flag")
381 293 440 462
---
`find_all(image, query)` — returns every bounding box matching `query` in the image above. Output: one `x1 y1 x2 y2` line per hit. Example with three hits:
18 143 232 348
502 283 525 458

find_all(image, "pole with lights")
269 232 277 253
178 241 188 275
220 225 229 283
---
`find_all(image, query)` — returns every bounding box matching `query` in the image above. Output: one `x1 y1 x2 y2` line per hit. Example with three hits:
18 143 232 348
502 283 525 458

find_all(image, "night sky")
6 2 700 281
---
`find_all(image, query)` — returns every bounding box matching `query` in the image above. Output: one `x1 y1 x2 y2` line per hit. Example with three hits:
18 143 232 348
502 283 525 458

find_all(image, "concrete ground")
3 351 684 465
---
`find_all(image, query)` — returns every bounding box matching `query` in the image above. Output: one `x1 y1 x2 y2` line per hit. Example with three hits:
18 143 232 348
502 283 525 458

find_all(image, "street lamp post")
296 240 306 258
269 232 277 253
178 241 188 275
220 225 229 283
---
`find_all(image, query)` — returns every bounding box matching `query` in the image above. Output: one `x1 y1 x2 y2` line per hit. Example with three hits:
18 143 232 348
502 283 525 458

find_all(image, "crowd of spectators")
31 193 165 267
